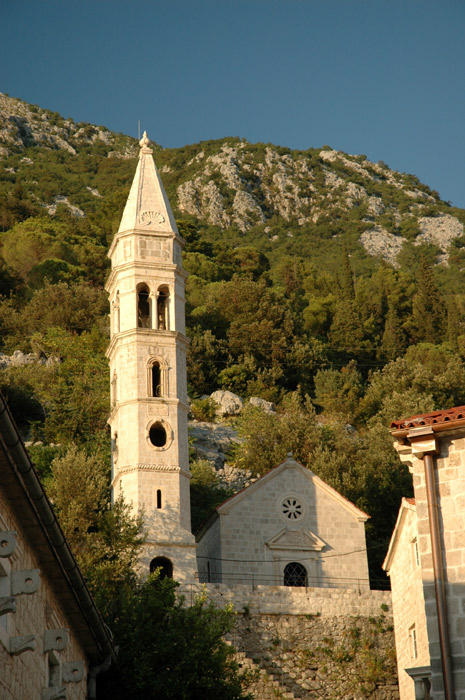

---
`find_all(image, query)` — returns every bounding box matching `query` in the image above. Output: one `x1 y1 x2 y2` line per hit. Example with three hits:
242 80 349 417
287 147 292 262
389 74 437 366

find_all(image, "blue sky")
2 0 464 207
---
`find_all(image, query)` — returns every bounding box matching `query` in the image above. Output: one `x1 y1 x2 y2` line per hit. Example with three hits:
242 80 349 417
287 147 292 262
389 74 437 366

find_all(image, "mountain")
1 92 464 273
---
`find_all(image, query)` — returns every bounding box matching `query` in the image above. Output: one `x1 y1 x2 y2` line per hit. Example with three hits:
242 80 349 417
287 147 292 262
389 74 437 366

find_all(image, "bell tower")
106 132 197 582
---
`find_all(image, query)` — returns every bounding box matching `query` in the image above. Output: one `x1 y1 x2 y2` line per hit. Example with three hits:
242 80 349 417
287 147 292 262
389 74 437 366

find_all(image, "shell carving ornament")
140 210 165 226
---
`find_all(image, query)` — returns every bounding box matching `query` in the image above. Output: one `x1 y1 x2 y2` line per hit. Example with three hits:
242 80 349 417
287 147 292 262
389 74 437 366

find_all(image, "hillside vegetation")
2 92 465 592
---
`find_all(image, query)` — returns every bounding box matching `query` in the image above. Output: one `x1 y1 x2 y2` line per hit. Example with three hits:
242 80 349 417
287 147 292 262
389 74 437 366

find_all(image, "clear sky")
2 0 464 207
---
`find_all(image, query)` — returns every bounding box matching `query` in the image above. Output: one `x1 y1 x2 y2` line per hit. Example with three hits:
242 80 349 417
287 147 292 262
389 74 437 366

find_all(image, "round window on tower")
147 420 172 450
149 422 167 447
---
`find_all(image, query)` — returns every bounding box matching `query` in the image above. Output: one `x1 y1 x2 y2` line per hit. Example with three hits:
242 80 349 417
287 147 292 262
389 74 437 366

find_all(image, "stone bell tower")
106 132 197 582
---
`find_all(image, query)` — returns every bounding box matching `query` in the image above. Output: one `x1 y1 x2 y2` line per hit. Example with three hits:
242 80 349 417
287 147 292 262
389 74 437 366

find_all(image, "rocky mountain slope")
1 92 464 270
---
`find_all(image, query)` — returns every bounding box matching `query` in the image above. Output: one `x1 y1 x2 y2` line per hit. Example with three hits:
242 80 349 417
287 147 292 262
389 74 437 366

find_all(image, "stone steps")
230 645 300 700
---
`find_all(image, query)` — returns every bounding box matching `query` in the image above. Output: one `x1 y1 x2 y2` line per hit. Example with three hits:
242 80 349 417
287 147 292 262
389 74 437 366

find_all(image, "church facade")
197 454 370 589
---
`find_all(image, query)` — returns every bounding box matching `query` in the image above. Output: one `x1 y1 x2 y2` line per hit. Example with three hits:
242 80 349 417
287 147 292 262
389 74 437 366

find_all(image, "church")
106 132 370 590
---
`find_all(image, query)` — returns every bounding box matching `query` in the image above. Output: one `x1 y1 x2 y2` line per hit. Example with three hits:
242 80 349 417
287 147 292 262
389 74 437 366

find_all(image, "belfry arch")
156 286 169 330
137 284 151 328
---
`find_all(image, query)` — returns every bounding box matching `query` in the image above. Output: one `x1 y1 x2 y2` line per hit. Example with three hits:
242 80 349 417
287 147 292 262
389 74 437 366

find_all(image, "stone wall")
180 582 392 616
383 500 430 700
405 433 465 700
179 583 398 700
229 612 399 700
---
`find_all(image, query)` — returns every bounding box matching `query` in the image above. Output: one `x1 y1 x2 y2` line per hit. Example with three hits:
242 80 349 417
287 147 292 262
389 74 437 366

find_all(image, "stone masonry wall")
229 612 399 700
0 492 89 700
180 582 392 616
385 502 430 700
179 583 398 700
408 433 465 700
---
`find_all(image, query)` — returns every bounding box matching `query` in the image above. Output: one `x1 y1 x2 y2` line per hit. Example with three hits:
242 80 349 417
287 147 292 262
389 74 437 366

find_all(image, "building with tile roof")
387 405 465 700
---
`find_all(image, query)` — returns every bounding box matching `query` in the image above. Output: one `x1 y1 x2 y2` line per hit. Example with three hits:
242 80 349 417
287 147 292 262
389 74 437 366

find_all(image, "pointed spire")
117 131 178 235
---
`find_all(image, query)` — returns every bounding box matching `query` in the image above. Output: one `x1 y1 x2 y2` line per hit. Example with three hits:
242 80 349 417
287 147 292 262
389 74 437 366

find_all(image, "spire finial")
139 130 152 149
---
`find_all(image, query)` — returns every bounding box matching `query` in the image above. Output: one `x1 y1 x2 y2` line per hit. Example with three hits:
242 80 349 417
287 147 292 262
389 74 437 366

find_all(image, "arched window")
152 362 162 397
157 287 169 330
149 422 167 447
207 561 211 583
284 562 307 587
156 489 162 509
137 285 151 328
150 556 173 579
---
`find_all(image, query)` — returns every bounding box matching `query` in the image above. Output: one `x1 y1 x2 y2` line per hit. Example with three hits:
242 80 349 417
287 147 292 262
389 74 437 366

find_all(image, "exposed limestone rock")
415 214 464 263
232 190 265 227
210 390 243 416
216 464 258 491
367 195 384 215
189 421 241 469
248 397 276 412
44 195 85 218
360 226 404 267
0 92 129 156
0 350 51 369
86 186 102 198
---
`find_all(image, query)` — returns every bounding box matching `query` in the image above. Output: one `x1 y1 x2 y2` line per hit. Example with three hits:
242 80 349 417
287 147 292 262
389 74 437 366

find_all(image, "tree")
46 445 144 615
412 256 446 343
314 361 363 422
100 576 252 700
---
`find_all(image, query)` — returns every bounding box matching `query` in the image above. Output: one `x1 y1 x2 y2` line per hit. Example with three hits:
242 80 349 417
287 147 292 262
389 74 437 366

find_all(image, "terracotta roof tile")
390 405 465 431
405 497 415 505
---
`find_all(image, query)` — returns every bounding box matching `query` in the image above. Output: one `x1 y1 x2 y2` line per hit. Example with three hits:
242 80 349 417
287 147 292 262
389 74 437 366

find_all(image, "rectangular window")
411 538 420 568
409 624 418 660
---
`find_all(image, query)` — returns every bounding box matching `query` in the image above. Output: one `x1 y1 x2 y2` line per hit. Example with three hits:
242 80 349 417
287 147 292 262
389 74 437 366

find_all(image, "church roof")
215 454 369 520
117 131 179 235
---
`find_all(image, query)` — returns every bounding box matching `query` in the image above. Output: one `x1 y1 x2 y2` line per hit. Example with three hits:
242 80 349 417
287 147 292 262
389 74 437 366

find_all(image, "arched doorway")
150 556 173 579
283 562 307 587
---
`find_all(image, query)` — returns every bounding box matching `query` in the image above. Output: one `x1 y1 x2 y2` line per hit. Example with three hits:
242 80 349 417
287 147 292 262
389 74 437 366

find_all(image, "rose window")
282 497 303 520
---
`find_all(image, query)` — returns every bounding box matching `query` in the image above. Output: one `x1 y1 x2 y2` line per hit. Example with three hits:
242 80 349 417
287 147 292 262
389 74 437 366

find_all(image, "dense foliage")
99 576 252 700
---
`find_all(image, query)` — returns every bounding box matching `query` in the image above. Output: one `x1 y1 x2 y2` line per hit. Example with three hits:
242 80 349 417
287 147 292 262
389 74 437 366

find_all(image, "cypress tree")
412 256 446 343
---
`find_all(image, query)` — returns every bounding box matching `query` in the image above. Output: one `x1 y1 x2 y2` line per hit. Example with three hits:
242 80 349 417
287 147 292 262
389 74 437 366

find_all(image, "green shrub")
190 397 217 422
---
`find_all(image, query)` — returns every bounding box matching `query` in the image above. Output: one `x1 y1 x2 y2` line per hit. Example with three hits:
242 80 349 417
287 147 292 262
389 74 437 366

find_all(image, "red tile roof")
390 405 465 431
405 497 415 505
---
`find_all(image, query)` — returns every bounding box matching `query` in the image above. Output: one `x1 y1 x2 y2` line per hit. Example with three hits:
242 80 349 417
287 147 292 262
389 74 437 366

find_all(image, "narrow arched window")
157 287 169 330
150 556 173 579
152 362 161 397
111 371 117 407
137 285 151 328
284 562 307 587
156 489 162 509
207 561 211 583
